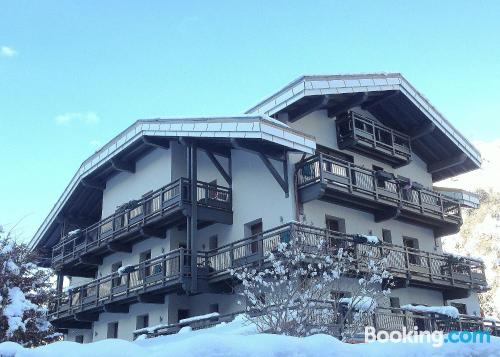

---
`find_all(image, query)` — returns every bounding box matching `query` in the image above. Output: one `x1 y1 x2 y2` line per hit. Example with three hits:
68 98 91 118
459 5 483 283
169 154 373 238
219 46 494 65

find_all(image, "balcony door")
403 237 420 265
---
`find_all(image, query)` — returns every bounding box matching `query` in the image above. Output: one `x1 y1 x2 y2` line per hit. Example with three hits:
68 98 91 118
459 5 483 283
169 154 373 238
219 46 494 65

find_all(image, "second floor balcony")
51 178 232 274
49 223 487 328
336 111 412 167
296 154 462 236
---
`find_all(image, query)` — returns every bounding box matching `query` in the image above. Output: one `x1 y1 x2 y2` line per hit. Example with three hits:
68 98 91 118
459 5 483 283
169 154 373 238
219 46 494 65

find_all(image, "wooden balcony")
49 249 192 328
200 224 486 296
296 154 462 236
49 224 487 329
139 305 500 339
336 111 412 167
51 178 232 275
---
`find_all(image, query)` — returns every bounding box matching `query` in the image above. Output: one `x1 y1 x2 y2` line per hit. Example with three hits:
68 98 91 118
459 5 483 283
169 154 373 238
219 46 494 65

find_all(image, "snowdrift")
1 315 499 357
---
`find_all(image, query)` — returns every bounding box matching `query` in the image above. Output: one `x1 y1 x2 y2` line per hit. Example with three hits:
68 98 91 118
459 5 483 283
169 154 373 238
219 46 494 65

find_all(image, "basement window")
136 314 149 330
107 322 119 339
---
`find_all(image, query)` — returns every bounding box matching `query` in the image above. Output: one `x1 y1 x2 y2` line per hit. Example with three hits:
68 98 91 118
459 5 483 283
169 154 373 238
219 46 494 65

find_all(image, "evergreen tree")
0 226 60 347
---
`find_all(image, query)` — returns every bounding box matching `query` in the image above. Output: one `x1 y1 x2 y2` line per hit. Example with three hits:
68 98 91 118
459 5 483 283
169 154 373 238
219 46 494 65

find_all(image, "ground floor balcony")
49 224 486 329
139 305 500 339
296 154 462 236
336 111 412 167
51 178 232 276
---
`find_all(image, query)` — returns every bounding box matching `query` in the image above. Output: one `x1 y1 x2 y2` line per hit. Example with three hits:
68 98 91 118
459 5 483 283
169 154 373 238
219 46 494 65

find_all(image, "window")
325 216 346 233
179 242 187 249
107 322 119 339
209 235 218 250
451 303 467 315
111 262 123 287
136 314 149 330
382 229 392 244
75 335 84 343
245 219 263 254
403 237 420 265
178 309 190 322
389 297 400 313
139 250 152 278
209 304 219 313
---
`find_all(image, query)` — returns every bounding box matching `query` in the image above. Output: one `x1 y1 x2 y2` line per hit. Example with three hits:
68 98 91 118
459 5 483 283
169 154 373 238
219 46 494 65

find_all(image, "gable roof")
246 73 481 180
29 116 315 251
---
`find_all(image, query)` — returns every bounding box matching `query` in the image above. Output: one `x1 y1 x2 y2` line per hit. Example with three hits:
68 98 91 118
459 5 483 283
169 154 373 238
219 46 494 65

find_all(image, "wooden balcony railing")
336 111 412 166
199 224 486 290
49 224 487 323
52 178 232 268
49 248 191 320
138 305 500 339
296 153 462 226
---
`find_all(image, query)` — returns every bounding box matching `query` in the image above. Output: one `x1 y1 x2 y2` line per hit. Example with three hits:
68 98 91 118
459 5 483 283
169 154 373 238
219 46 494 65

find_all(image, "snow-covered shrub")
231 224 392 340
0 226 59 347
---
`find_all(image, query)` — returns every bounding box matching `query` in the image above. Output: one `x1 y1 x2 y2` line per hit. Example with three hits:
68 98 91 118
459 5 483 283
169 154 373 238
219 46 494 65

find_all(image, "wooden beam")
361 91 399 110
374 207 401 222
81 178 105 191
74 312 99 322
104 303 130 313
142 136 170 150
257 152 289 196
52 321 92 329
79 255 103 266
230 139 284 161
107 242 132 253
428 153 467 174
205 151 231 185
138 294 164 304
288 95 332 122
110 158 135 173
140 226 166 238
327 92 369 118
59 268 96 278
411 122 435 141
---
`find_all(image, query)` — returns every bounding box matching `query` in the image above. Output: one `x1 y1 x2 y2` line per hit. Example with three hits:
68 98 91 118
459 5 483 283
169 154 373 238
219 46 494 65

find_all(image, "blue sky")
1 1 499 241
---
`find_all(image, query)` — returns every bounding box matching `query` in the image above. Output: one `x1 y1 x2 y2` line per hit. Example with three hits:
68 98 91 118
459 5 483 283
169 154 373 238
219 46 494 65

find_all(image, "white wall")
101 148 172 218
193 148 295 250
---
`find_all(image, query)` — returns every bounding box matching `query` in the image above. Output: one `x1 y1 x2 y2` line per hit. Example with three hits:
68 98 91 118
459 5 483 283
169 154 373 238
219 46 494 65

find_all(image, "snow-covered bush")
231 224 391 340
0 226 59 347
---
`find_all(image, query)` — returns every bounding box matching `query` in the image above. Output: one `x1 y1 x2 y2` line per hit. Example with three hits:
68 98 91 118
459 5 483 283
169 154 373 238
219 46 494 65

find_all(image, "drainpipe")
189 142 198 293
294 153 307 221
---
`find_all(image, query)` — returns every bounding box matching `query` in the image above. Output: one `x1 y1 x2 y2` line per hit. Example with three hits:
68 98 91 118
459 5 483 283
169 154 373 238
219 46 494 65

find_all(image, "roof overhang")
246 73 481 181
30 116 316 253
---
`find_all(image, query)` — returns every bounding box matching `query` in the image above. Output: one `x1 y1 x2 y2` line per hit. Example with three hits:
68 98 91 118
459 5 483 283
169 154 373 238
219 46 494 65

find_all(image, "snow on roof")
246 73 481 167
401 304 460 319
29 116 316 250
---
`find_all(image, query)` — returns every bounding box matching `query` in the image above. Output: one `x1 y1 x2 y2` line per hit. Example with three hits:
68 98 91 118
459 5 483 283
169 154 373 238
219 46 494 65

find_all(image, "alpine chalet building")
30 74 490 342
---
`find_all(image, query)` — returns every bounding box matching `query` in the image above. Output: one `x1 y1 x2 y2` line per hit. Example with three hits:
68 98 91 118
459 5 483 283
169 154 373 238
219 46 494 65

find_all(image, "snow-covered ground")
1 315 499 357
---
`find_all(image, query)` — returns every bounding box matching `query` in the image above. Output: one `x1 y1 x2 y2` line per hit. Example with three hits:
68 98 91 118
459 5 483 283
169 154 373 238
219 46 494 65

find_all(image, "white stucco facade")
53 109 483 343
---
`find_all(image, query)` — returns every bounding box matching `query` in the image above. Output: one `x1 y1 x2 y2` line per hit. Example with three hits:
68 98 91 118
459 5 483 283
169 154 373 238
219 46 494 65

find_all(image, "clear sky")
1 1 499 241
